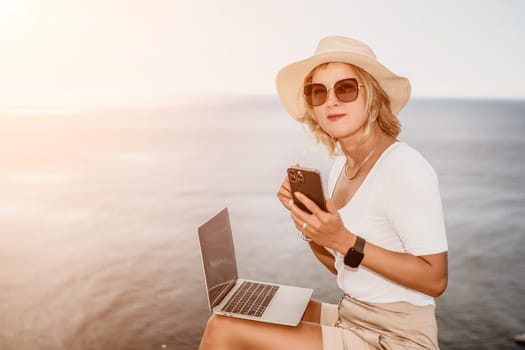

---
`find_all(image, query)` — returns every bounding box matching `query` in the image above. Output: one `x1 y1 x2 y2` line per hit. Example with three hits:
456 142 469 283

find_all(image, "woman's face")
310 62 367 140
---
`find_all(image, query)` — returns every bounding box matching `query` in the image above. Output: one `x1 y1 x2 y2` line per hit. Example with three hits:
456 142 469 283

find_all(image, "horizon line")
1 94 524 112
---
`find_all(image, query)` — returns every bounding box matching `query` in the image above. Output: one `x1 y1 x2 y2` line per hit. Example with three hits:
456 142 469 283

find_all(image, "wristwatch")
344 235 366 268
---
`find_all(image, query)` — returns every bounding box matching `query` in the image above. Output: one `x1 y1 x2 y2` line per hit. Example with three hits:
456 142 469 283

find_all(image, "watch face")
345 248 364 268
344 236 366 268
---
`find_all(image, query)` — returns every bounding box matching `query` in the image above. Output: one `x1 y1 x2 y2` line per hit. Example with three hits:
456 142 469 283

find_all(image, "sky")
0 0 524 106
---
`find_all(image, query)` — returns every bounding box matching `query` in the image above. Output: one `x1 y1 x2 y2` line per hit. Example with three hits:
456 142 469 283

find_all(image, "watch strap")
354 235 365 253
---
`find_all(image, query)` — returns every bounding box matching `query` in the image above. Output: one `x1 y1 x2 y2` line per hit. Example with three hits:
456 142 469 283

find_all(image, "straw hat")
275 36 411 120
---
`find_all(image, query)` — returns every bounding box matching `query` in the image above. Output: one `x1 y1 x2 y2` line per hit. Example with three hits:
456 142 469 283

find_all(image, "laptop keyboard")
221 281 279 317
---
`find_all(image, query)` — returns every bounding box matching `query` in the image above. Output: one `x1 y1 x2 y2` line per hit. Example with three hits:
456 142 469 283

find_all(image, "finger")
293 192 323 216
277 175 293 203
277 186 293 208
277 185 292 200
290 211 311 232
281 174 291 191
277 176 292 198
289 200 312 228
290 212 316 243
280 178 292 193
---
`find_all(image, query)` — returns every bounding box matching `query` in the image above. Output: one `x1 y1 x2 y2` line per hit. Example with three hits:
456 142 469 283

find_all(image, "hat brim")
276 51 411 120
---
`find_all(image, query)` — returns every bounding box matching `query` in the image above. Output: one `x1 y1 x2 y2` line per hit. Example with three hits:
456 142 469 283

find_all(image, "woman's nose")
325 88 340 106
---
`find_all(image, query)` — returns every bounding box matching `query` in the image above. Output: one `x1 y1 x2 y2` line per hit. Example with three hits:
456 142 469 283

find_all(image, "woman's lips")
327 113 346 121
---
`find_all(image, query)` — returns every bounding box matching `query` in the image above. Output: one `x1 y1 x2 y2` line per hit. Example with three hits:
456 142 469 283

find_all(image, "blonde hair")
298 63 401 156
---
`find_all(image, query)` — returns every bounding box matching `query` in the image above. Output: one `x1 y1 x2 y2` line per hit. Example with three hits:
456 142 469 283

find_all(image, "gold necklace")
342 144 378 180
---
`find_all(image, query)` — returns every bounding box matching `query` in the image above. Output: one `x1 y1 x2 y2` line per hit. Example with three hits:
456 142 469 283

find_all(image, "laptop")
198 208 313 326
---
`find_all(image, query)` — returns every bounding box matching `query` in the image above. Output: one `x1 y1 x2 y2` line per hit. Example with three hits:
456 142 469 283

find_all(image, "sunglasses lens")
304 79 360 106
304 84 327 106
334 79 359 102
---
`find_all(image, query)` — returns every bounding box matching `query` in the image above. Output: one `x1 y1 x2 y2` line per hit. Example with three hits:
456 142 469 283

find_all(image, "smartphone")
287 166 327 214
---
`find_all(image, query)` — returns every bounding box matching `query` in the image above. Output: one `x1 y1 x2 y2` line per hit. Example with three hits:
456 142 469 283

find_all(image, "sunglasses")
303 78 364 107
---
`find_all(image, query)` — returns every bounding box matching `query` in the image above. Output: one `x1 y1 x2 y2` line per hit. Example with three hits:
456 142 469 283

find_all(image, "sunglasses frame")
304 78 365 107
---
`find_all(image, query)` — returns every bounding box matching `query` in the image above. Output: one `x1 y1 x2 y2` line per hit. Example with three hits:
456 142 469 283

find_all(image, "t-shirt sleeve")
382 146 448 256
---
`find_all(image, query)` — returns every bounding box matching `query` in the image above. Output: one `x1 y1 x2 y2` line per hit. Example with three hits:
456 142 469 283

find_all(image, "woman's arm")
364 247 448 297
307 242 337 275
335 230 447 296
290 192 448 297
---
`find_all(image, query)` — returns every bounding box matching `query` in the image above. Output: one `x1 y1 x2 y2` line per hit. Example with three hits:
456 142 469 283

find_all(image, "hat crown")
276 35 410 120
315 36 376 59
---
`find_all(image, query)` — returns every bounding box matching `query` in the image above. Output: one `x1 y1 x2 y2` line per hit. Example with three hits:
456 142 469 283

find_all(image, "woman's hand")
276 174 294 211
289 192 355 253
277 171 338 274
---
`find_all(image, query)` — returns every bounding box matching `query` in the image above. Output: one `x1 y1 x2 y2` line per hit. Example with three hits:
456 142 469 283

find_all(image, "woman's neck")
339 124 385 169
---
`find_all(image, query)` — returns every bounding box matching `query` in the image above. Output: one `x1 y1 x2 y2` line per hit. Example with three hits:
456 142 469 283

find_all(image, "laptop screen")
198 208 239 310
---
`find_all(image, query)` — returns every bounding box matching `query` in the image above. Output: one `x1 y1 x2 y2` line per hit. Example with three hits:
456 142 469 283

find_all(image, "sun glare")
0 0 29 32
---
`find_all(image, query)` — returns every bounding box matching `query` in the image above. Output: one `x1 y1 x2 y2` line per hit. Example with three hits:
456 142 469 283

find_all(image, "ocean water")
0 97 524 349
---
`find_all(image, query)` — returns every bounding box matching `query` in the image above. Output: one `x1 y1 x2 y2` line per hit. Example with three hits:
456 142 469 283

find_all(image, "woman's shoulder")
380 142 438 181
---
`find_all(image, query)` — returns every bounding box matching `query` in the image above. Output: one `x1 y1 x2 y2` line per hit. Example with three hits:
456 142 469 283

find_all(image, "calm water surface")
0 98 524 349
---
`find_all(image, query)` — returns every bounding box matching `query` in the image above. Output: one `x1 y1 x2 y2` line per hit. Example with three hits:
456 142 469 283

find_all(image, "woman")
199 36 448 350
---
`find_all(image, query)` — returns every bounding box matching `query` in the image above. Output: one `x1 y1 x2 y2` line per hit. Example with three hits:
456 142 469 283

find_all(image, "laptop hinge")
210 279 237 309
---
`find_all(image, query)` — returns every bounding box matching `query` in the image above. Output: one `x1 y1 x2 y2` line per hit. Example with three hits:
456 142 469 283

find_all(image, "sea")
0 97 524 350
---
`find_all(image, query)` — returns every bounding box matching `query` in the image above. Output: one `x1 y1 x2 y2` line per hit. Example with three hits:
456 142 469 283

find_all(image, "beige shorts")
321 295 439 350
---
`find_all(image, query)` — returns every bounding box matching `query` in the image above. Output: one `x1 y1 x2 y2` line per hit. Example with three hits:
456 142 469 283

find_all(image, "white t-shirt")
327 142 448 306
